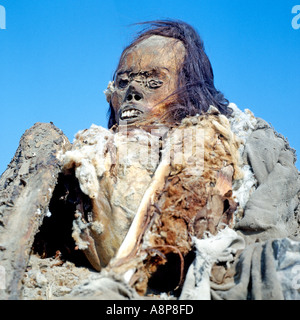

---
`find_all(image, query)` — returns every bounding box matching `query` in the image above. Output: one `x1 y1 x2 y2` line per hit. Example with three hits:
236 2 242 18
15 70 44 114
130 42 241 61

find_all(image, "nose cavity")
126 90 143 103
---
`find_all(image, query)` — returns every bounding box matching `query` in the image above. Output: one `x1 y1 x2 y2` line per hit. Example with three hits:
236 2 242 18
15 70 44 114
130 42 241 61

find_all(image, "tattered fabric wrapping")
179 228 245 300
62 105 300 300
236 118 300 242
210 237 300 300
174 107 300 300
209 117 300 300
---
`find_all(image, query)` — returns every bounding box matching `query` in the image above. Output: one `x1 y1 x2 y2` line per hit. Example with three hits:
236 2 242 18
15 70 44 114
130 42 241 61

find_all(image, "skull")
110 35 186 126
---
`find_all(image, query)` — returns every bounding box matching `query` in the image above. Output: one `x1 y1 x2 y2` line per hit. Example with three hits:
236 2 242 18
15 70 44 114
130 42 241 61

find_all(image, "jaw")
117 103 161 125
116 104 171 127
118 105 144 124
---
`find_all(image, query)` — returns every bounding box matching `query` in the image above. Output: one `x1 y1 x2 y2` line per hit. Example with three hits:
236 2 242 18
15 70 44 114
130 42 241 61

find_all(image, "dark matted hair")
107 19 232 128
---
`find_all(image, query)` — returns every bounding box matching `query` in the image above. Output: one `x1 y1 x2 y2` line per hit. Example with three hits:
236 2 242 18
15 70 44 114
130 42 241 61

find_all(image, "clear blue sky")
0 0 299 175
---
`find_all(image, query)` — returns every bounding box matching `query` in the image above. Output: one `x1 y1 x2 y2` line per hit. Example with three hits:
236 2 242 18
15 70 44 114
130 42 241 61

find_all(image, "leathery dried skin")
108 113 243 295
61 125 161 270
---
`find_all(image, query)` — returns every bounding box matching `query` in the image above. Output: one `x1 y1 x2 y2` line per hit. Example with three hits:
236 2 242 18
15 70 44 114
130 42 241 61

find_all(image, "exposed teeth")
121 109 142 119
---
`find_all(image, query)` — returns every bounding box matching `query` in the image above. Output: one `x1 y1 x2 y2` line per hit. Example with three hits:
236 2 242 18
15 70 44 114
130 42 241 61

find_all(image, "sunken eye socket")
116 77 163 89
117 78 129 89
148 79 163 89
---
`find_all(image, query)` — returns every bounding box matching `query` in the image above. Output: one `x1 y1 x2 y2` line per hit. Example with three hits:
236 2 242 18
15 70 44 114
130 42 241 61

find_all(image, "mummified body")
62 110 243 294
61 21 244 294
